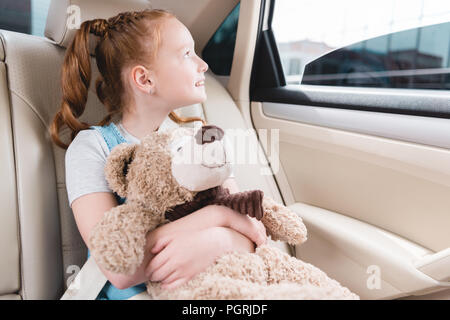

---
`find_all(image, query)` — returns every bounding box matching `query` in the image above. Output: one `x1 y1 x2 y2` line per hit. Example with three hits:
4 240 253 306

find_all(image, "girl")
50 9 267 300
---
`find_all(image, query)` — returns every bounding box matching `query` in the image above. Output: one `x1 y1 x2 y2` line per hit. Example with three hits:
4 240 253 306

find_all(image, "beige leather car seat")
0 0 290 300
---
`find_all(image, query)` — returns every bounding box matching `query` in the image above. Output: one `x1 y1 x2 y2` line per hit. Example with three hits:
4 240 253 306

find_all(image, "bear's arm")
261 196 308 246
89 203 162 275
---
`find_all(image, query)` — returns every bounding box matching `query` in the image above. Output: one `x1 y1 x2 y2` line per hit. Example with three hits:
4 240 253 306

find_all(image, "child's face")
152 17 209 108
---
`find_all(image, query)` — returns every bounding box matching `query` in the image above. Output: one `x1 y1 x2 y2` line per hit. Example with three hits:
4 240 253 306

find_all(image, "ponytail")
50 19 108 149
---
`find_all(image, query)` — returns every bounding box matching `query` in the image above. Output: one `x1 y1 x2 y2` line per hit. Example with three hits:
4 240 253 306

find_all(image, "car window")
202 2 240 76
272 0 450 88
302 22 450 90
0 0 51 37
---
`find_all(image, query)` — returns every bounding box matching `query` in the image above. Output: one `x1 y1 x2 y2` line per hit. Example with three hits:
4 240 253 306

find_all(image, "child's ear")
104 143 138 198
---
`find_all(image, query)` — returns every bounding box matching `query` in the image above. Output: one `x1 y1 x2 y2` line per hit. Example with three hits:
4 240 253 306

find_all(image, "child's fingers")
230 215 266 246
250 218 267 245
151 236 171 254
160 269 180 285
145 246 171 278
149 262 173 282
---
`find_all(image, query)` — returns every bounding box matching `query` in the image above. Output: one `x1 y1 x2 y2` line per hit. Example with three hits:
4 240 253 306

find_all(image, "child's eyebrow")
177 41 195 52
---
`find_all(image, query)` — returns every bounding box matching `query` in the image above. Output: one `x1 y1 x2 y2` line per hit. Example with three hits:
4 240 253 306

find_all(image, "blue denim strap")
91 122 127 152
91 122 128 205
89 122 146 300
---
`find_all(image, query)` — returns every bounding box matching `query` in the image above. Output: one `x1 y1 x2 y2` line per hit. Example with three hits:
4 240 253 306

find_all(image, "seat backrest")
0 0 289 300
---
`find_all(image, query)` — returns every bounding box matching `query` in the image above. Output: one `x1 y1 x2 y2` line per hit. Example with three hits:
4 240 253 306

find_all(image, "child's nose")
199 58 208 73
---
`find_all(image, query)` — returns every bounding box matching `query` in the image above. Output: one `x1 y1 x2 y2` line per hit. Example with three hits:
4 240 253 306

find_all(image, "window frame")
201 2 241 77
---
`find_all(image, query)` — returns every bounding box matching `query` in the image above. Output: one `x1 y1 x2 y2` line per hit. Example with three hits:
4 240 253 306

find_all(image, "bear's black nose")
195 125 224 145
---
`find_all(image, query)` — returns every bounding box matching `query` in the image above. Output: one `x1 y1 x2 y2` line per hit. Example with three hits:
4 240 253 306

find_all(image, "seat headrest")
44 0 152 50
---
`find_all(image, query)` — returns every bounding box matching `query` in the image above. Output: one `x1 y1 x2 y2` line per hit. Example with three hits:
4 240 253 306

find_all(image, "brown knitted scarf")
165 186 264 221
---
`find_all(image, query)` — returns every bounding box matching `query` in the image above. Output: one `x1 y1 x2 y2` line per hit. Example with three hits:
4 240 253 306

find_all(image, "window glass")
202 3 240 76
272 0 450 88
302 22 450 89
0 0 51 37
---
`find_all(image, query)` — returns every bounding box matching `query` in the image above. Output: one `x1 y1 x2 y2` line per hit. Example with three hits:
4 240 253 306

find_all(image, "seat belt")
60 256 107 300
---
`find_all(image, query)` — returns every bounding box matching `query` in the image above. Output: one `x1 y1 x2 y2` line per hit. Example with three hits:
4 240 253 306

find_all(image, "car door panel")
251 100 450 299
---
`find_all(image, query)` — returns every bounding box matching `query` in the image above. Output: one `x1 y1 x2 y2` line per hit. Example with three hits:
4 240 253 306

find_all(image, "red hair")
51 9 205 149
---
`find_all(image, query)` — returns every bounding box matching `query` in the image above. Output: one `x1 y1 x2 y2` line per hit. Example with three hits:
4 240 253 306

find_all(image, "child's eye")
184 50 190 57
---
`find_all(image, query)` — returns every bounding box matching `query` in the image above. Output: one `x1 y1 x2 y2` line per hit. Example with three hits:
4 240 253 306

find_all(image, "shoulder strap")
91 122 128 152
60 256 107 300
61 122 128 299
91 122 127 204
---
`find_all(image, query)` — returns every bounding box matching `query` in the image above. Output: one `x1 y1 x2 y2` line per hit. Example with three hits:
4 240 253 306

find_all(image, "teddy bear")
89 124 359 300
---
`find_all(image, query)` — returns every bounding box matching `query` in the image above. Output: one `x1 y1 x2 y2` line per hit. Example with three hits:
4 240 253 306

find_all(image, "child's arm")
72 192 264 290
72 192 147 289
144 178 269 290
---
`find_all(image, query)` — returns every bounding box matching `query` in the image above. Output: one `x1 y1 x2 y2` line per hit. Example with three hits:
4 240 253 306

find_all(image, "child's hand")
145 227 253 290
220 178 267 245
220 205 267 246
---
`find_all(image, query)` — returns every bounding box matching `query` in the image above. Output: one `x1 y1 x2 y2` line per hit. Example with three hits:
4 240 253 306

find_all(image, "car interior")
0 0 449 300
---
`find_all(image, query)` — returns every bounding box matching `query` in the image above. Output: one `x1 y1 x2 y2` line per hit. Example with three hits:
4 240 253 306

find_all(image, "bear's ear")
104 143 138 198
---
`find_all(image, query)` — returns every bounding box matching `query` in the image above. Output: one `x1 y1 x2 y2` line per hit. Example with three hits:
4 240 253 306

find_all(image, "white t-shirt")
65 118 234 207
